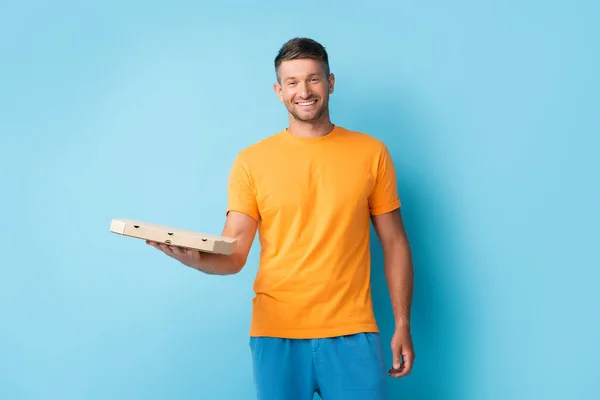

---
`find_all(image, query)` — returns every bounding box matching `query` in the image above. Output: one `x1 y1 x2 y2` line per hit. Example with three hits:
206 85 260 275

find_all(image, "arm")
371 207 415 377
147 211 258 275
148 151 260 274
371 208 414 328
193 211 258 274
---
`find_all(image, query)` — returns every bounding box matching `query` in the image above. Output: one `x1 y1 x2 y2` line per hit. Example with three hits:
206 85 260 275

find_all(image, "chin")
294 113 320 123
297 108 323 120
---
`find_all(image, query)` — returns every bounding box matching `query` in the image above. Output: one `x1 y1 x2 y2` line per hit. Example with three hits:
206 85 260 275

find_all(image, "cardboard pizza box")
110 218 236 255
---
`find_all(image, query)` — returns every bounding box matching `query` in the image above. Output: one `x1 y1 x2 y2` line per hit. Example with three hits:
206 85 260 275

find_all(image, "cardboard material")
110 218 236 255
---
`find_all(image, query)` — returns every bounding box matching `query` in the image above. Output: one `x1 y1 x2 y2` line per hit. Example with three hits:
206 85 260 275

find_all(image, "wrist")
191 253 242 275
395 319 411 330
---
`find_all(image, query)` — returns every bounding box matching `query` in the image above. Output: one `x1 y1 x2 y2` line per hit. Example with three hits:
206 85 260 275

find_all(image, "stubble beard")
287 97 329 124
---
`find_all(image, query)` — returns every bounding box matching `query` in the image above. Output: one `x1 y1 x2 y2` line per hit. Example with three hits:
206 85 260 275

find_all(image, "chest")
253 152 376 218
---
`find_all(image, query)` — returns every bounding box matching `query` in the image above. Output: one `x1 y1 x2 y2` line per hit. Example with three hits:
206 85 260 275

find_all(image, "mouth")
295 99 318 108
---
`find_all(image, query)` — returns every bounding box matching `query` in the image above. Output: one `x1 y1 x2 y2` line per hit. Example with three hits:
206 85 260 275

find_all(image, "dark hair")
274 37 330 82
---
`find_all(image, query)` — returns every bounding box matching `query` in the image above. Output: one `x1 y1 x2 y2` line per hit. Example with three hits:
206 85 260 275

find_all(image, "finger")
159 243 175 256
169 245 186 257
388 360 404 377
397 352 415 377
181 248 196 262
392 343 403 370
389 358 406 377
147 241 161 250
188 249 202 261
391 352 414 378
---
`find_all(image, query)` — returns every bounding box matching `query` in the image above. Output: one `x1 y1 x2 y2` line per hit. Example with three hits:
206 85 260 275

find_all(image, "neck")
287 111 334 138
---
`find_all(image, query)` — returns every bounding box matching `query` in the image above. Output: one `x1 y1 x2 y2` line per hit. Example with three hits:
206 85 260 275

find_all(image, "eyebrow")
284 73 321 81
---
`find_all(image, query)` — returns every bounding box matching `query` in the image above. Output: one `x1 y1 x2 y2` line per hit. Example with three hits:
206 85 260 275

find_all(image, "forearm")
190 252 244 275
383 240 414 329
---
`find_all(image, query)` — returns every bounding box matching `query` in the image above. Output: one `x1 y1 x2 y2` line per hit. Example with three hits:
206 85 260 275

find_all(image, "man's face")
275 59 334 123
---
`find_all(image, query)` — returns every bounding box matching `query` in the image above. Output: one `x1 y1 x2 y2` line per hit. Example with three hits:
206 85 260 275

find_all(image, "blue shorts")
249 332 387 400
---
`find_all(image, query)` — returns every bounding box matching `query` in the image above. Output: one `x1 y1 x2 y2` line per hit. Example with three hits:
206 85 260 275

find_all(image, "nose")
298 82 310 99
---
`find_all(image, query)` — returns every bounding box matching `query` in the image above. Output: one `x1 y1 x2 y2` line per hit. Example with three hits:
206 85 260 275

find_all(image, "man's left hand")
388 326 415 378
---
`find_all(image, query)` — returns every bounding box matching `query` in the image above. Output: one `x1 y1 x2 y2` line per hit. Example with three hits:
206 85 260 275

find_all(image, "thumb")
393 344 403 369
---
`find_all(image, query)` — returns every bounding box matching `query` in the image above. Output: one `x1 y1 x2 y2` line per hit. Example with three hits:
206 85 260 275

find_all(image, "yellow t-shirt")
226 125 401 339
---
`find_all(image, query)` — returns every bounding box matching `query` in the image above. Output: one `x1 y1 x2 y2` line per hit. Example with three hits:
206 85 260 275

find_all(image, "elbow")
230 264 244 275
229 254 246 274
382 235 411 253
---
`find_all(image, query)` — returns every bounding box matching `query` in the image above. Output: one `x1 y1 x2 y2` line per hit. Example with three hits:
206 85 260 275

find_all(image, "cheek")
283 91 296 103
311 85 327 98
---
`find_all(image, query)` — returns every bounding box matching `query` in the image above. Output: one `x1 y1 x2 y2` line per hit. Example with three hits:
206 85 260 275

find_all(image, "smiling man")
148 37 415 400
278 59 330 123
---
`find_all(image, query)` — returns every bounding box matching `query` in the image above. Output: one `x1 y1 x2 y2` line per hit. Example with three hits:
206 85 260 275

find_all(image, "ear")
328 73 335 94
273 82 283 102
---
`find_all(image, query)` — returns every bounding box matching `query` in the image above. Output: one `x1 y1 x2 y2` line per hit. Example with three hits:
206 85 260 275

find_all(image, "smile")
296 100 317 106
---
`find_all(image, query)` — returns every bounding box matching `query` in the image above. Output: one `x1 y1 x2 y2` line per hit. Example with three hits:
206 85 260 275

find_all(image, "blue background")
1 1 598 399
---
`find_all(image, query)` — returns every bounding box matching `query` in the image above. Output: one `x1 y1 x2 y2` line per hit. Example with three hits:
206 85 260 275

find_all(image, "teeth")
298 101 316 106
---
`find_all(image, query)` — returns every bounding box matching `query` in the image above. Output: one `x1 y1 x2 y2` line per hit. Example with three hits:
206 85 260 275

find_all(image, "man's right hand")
145 211 258 275
146 240 203 269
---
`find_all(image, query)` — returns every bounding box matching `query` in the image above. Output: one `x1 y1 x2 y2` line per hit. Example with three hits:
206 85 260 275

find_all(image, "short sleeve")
368 144 401 215
226 153 260 221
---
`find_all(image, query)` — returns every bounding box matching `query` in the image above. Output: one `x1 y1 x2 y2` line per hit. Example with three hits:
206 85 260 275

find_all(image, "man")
147 37 415 399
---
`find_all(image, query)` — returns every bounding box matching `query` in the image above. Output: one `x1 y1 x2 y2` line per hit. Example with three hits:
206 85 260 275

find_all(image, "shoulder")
336 126 390 154
233 131 285 163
